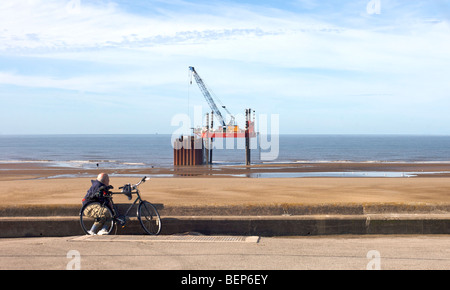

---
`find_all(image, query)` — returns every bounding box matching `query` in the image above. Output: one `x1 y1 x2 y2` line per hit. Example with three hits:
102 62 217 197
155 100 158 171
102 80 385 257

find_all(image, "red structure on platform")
198 121 256 139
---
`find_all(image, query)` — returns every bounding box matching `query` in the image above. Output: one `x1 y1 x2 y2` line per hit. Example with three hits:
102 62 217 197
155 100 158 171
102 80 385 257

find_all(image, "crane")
189 66 235 128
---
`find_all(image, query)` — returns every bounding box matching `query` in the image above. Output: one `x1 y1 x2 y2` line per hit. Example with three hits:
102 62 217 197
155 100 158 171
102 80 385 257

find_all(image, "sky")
0 0 450 135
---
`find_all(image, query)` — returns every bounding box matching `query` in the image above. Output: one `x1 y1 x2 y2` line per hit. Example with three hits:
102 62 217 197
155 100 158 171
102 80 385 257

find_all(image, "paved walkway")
1 235 449 270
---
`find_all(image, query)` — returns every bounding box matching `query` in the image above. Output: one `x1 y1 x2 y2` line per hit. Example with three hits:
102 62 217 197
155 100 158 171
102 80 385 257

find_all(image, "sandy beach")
0 162 449 207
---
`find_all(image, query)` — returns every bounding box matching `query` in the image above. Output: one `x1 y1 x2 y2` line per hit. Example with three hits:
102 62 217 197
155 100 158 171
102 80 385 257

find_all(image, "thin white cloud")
1 0 450 134
0 0 339 51
2 0 448 70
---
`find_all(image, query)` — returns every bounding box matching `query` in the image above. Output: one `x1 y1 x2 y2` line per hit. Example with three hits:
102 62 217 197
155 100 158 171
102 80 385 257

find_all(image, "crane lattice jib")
189 67 226 127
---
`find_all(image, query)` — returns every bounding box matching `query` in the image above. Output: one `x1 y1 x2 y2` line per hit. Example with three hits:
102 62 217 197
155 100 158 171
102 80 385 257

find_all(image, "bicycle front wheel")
138 201 161 235
80 202 114 235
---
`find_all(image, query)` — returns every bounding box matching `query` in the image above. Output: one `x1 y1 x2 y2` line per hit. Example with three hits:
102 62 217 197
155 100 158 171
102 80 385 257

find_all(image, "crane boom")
189 66 227 127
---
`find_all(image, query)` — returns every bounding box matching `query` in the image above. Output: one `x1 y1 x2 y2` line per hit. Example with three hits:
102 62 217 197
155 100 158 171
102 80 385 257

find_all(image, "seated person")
82 173 113 235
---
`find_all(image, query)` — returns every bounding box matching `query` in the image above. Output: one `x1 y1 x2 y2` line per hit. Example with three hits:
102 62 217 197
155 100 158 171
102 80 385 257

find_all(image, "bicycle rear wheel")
80 202 114 235
138 201 161 235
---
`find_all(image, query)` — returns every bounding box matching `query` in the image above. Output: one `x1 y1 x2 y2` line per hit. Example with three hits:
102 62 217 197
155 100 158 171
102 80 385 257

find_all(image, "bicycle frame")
109 189 143 218
108 176 150 219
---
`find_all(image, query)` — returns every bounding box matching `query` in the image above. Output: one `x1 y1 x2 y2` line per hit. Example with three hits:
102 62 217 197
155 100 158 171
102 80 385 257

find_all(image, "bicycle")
80 176 161 235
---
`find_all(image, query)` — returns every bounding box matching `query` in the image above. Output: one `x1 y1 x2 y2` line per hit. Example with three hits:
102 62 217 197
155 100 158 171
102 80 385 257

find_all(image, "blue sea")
1 134 450 169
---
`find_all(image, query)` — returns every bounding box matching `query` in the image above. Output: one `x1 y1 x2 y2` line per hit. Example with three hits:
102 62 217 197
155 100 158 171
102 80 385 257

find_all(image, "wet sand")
0 162 449 207
2 161 450 180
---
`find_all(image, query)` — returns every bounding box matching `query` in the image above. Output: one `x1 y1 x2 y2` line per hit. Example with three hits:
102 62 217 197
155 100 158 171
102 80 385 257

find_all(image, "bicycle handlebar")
136 176 150 186
118 176 150 190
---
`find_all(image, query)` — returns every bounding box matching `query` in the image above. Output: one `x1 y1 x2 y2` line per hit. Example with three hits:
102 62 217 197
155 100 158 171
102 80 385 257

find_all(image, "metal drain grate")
72 235 260 243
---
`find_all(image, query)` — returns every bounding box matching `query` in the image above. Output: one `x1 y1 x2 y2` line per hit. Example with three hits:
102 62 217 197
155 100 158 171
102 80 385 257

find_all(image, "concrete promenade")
1 235 449 270
0 203 449 238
